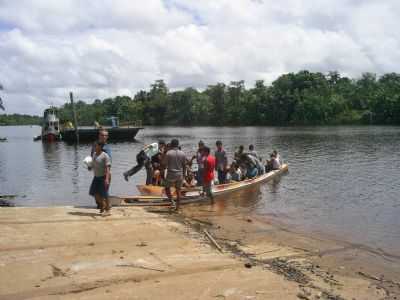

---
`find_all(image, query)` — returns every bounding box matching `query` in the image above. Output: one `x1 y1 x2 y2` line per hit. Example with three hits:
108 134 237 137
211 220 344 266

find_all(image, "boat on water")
61 126 143 143
0 137 7 142
33 107 61 142
136 184 201 197
109 164 288 207
34 109 143 143
61 117 143 143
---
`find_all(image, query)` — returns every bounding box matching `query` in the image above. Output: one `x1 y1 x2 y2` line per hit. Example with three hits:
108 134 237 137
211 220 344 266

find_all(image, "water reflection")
71 144 80 194
215 186 262 212
41 142 62 186
183 184 263 218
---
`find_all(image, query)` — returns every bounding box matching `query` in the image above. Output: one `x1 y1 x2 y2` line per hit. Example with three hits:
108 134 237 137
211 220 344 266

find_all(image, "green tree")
205 83 227 125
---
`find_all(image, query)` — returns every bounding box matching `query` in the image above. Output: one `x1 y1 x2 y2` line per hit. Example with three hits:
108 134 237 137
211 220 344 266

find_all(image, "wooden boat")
136 184 201 196
109 164 288 207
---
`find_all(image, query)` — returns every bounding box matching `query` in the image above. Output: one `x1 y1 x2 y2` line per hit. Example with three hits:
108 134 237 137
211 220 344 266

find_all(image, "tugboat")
34 107 61 142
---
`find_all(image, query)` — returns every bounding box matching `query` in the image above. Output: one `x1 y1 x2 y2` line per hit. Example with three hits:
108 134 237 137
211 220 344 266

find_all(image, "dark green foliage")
0 114 41 125
50 71 400 126
4 71 400 126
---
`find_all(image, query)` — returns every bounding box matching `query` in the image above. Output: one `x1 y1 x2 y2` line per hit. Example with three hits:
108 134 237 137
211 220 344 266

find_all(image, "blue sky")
0 0 399 115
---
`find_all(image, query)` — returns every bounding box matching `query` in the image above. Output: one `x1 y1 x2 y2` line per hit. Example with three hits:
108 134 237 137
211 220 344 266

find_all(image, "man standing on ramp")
163 139 186 210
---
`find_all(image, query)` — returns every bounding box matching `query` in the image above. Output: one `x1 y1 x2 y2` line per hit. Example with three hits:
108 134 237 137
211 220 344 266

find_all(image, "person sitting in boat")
248 152 264 175
123 140 166 184
248 144 260 160
265 155 273 173
273 150 282 165
234 145 245 162
227 162 242 182
271 152 281 170
240 153 263 178
183 169 197 188
265 152 281 172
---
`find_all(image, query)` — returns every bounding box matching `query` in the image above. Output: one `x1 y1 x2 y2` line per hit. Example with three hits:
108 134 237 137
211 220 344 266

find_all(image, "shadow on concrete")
68 211 101 217
73 205 97 209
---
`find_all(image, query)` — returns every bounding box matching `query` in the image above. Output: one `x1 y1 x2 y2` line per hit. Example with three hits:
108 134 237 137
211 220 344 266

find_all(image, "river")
0 125 399 256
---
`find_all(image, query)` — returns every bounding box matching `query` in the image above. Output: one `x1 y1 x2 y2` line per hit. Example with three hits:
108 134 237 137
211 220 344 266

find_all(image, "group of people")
121 139 282 210
87 129 282 213
121 139 215 210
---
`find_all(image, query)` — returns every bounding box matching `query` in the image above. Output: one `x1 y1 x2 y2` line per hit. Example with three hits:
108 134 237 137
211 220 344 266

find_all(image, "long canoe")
109 164 288 207
136 184 201 197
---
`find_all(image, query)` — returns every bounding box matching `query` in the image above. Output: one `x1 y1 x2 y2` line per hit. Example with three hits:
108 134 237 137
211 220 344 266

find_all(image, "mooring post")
69 92 79 143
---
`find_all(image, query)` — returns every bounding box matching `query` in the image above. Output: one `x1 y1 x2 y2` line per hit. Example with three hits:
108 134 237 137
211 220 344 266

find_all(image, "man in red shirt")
202 146 215 202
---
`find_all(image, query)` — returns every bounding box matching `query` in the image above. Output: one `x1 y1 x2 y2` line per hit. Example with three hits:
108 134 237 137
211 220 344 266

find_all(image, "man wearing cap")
163 139 186 210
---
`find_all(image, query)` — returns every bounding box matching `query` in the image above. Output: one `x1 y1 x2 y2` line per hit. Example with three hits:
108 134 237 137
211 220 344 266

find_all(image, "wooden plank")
204 229 223 252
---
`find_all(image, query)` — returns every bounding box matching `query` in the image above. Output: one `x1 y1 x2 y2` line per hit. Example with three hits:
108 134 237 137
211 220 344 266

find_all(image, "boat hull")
42 133 61 142
61 127 143 143
136 185 201 197
110 164 289 207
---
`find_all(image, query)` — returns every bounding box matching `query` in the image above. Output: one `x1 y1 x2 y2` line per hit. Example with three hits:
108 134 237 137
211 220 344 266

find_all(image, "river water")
1 125 399 255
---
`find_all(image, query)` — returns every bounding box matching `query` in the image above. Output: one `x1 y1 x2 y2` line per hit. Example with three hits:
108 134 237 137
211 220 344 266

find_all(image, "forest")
0 114 42 126
2 70 400 126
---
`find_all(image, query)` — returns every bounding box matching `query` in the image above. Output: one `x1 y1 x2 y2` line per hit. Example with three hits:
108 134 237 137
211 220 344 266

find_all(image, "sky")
0 0 399 115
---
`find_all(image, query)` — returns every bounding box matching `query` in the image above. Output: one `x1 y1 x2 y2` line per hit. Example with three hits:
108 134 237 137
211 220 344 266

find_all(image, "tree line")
2 70 400 126
0 114 42 126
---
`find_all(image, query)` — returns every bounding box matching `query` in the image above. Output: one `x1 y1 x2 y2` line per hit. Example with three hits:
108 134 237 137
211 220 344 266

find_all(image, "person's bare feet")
170 199 177 210
102 210 111 216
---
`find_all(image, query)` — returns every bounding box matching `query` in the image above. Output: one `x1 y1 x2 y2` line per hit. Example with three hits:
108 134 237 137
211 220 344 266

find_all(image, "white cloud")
0 0 399 114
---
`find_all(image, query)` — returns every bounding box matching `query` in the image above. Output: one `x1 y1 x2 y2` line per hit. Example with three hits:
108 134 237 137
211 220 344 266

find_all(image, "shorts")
165 175 183 189
89 176 109 198
203 181 213 197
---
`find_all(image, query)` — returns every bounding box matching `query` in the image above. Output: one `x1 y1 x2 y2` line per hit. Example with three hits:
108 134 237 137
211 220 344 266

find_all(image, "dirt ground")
0 205 399 300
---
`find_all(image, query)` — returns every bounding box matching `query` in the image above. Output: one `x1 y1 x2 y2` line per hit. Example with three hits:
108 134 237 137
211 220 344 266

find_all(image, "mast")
69 92 79 142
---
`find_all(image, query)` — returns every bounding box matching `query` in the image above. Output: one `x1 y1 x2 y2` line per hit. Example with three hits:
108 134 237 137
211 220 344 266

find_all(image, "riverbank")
0 206 399 300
